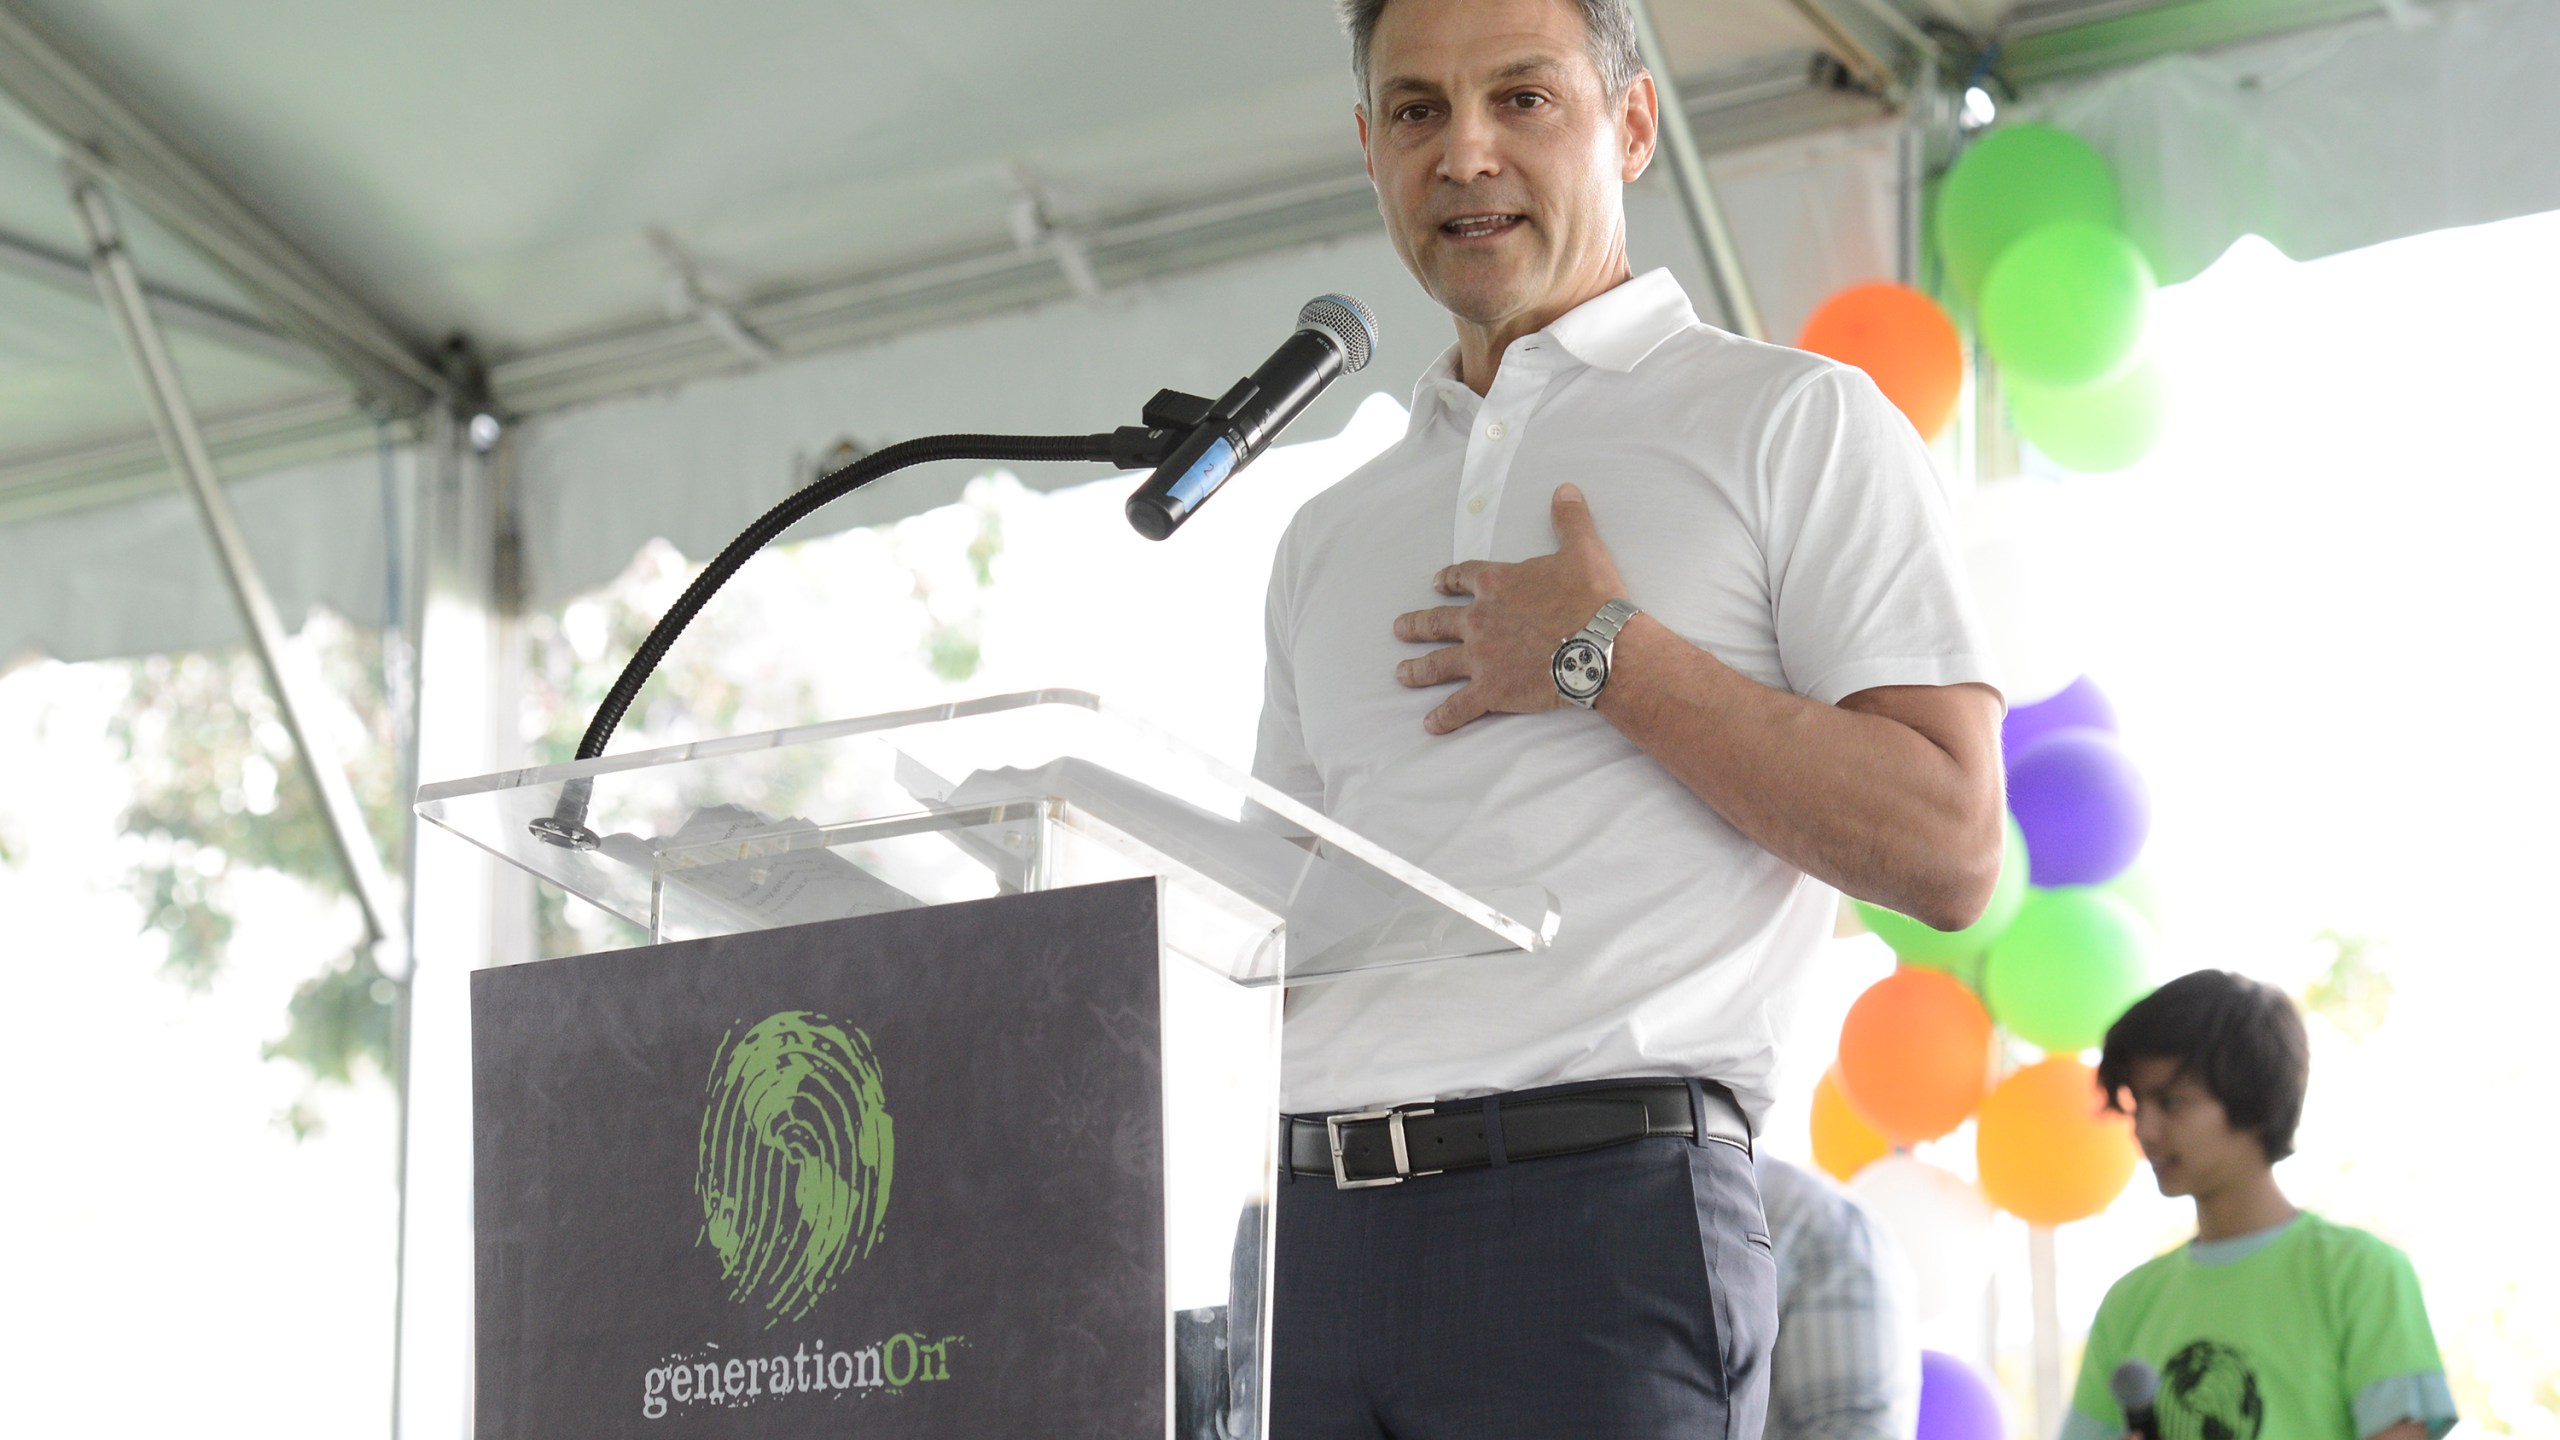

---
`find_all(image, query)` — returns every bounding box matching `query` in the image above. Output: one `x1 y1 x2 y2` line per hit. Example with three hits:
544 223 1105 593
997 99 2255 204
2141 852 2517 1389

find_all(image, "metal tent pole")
1624 0 1768 341
2031 1223 2064 1438
398 404 534 1440
1899 54 1942 288
0 221 321 369
67 170 409 978
1780 0 1902 98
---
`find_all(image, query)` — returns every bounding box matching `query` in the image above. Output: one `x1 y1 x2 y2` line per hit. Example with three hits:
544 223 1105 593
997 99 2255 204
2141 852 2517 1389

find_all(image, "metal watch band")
1584 598 1637 645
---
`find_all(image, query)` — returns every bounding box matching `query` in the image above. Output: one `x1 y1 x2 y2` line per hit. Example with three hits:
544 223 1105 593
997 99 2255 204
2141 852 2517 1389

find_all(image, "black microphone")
1124 294 1378 540
2112 1359 2162 1440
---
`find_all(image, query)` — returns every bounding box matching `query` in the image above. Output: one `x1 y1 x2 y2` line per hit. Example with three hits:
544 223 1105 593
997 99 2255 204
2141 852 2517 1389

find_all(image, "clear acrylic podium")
416 690 1557 1439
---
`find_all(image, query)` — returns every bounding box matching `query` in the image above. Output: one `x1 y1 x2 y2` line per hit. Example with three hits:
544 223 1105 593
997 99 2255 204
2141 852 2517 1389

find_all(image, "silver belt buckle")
1325 1105 1436 1189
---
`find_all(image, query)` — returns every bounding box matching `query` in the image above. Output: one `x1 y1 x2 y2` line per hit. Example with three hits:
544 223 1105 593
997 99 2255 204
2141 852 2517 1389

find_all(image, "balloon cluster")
1813 674 2160 1314
1935 124 2166 472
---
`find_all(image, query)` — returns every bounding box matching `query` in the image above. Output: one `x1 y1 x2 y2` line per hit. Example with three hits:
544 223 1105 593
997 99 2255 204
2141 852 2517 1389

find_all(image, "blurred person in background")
2066 970 2456 1440
1758 1152 1921 1440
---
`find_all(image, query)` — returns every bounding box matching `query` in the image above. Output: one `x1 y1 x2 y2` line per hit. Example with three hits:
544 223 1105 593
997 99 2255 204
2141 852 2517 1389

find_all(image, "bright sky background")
4 204 2558 1435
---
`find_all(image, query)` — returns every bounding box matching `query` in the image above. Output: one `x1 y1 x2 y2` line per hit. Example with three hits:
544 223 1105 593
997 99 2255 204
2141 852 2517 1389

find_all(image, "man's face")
2122 1056 2271 1199
1356 0 1657 337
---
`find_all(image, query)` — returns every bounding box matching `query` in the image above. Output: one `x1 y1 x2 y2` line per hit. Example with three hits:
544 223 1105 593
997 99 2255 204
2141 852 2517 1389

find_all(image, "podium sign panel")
475 880 1174 1437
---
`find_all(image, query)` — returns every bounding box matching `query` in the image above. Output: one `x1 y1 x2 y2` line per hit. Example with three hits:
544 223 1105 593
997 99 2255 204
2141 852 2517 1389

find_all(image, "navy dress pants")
1270 1124 1776 1440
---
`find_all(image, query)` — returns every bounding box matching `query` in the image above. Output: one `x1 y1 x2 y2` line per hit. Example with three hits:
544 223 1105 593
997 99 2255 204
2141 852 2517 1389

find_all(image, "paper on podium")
597 803 923 936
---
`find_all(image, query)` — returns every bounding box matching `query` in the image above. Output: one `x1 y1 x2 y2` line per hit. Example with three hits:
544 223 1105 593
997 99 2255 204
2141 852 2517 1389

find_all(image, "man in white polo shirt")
1254 0 2006 1436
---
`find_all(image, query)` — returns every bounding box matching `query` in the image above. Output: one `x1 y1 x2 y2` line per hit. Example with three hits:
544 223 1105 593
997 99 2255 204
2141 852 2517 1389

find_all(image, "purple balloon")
2008 727 2151 886
2002 673 2120 772
1919 1349 2006 1440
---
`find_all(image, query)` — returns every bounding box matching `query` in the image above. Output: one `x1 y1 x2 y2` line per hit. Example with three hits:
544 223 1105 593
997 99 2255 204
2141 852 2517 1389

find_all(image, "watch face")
1554 637 1607 700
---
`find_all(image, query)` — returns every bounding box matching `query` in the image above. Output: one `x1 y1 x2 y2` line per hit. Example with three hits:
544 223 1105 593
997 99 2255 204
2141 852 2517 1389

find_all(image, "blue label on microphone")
1166 437 1238 513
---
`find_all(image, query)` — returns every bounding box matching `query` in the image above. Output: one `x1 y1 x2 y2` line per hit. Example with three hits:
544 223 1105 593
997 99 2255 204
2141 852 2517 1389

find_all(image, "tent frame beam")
68 170 409 975
0 220 320 370
1779 0 1906 99
1626 0 1769 340
0 0 447 414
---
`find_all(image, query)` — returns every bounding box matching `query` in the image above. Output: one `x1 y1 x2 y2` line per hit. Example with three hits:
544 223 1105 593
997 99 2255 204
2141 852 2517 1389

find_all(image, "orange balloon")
1796 282 1965 441
1835 968 1996 1143
1811 1065 1892 1182
1976 1055 2140 1226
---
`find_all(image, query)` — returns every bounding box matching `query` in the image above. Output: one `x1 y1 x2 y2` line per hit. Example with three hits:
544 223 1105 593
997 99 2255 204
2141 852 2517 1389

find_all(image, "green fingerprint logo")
695 1011 895 1325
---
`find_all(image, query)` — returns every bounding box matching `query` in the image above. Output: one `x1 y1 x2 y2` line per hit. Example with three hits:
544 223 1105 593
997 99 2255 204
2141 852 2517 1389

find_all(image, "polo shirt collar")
1404 267 1700 428
1544 267 1699 373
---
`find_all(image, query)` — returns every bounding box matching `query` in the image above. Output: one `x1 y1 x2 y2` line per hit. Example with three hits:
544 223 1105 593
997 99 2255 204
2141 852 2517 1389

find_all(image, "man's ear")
1355 103 1376 185
1620 73 1660 182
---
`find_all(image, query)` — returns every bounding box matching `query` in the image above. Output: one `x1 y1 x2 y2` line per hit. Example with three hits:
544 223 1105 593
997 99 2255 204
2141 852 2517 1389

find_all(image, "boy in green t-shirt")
2062 970 2456 1440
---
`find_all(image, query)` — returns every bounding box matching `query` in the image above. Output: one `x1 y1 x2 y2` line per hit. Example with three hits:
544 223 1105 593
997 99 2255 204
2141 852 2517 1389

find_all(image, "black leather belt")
1287 1079 1751 1189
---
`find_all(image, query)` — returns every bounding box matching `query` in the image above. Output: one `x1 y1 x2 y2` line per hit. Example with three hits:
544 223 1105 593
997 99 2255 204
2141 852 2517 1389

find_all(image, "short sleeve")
2067 1281 2132 1436
2332 1239 2457 1439
1251 532 1325 820
1756 364 2004 708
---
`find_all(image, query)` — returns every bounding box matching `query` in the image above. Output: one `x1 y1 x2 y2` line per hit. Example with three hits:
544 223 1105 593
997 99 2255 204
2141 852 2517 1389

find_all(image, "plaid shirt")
1756 1154 1923 1440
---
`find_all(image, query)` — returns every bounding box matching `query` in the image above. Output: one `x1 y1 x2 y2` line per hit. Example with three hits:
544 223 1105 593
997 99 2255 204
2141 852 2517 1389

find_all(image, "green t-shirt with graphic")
2064 1213 2456 1440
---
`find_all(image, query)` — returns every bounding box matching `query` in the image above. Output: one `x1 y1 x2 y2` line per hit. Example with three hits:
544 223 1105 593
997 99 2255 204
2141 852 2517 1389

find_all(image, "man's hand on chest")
1393 482 1627 735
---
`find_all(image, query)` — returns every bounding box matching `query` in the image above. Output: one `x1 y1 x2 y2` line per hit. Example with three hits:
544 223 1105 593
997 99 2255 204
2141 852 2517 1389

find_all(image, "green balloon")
1983 887 2152 1053
1853 816 2030 974
2100 860 2168 932
1980 222 2154 388
1934 124 2121 303
2009 350 2170 473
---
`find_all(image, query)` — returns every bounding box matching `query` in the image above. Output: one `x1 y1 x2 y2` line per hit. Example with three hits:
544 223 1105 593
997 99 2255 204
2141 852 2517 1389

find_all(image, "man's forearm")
1595 613 2004 929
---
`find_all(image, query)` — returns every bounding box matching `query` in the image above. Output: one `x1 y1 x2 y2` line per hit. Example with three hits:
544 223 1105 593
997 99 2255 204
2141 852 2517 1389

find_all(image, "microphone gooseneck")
574 433 1114 766
535 293 1376 847
533 432 1120 848
1124 293 1379 541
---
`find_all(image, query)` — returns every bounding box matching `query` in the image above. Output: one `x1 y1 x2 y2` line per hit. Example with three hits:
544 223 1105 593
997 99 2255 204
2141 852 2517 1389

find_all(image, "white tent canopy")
0 0 1901 515
2040 0 2560 286
6 0 2553 665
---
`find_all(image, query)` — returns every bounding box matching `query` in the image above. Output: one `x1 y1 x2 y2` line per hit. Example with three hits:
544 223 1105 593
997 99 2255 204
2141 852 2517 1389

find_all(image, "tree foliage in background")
92 476 1013 1126
922 502 1003 681
108 613 407 1136
2300 927 2393 1040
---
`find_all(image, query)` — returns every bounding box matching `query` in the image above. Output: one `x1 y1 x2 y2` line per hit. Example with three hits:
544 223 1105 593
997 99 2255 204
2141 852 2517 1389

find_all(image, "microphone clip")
1106 387 1221 470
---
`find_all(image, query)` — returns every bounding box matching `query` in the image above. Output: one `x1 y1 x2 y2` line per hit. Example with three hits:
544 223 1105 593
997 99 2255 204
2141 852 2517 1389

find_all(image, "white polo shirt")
1255 268 1997 1125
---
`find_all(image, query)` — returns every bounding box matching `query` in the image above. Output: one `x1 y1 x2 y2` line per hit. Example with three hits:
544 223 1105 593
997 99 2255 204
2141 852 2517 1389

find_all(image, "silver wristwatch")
1552 599 1639 709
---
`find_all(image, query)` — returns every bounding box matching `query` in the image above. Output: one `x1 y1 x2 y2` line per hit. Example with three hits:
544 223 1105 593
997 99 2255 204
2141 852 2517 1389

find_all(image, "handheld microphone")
1124 294 1378 540
2112 1359 2162 1440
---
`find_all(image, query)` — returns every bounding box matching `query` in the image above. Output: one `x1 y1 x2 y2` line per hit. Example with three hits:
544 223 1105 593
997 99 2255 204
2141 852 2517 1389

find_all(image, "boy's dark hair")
2098 969 2311 1163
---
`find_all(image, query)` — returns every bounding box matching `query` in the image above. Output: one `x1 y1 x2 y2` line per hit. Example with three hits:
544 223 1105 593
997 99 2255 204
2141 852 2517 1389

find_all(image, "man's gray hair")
1337 0 1647 103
